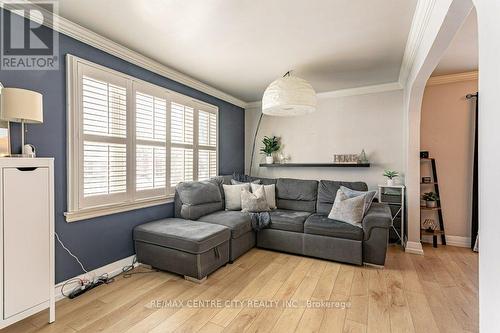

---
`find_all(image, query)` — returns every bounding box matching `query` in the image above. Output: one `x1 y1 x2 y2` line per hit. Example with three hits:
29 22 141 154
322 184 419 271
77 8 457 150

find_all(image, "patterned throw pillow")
328 189 366 227
241 186 270 213
251 183 277 210
223 183 250 211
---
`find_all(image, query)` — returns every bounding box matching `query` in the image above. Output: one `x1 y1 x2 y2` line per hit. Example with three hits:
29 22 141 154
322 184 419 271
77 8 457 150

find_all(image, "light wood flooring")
1 244 478 333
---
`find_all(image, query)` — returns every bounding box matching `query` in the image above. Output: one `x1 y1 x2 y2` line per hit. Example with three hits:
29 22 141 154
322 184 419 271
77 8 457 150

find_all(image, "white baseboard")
405 241 424 255
421 235 471 248
55 255 137 301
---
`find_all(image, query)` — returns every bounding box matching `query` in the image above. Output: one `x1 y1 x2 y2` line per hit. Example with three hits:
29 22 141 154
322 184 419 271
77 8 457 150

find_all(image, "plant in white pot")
383 170 399 186
260 136 280 164
422 192 439 208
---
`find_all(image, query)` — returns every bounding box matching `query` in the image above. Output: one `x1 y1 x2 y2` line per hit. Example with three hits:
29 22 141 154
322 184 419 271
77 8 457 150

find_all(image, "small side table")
378 184 405 249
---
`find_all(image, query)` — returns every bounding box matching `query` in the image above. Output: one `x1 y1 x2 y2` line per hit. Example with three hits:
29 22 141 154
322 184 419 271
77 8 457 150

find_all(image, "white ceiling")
433 9 478 76
57 0 417 102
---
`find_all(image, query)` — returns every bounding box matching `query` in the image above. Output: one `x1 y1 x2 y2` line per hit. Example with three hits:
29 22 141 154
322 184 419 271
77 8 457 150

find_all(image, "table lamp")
0 85 43 156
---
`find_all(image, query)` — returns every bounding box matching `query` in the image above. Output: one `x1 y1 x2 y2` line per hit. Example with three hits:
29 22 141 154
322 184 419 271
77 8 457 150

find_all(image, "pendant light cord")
249 112 264 177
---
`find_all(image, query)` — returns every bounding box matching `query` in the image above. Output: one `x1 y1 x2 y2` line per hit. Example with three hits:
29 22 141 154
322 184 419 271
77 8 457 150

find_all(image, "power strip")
68 277 108 299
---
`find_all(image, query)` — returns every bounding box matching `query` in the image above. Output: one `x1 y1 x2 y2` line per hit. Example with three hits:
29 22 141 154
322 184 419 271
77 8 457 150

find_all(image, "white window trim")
65 54 219 222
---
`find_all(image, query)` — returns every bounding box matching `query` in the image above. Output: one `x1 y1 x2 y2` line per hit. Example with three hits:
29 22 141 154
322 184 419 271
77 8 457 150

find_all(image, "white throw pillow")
223 183 250 211
251 183 277 210
328 189 366 227
241 186 270 212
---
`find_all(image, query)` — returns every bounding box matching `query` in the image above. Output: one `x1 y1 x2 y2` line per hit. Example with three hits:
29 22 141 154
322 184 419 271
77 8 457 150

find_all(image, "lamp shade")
0 87 43 123
262 75 316 116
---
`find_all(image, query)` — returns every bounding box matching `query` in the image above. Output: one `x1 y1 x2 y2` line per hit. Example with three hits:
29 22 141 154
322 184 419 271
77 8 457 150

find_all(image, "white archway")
403 0 474 254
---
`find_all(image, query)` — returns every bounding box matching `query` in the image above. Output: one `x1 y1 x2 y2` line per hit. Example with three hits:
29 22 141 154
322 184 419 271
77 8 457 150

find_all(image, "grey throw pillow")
251 183 276 210
241 186 269 212
339 186 376 216
328 189 366 227
223 183 250 210
231 179 262 185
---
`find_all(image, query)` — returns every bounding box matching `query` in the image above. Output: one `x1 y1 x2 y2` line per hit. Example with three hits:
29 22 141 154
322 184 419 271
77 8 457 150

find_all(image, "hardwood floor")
1 244 478 333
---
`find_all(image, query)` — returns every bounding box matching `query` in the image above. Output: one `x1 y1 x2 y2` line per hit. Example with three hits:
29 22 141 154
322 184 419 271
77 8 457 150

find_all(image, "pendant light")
261 71 317 116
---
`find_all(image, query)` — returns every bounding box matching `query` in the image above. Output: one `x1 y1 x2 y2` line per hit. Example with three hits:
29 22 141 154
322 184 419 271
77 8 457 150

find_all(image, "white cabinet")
0 158 55 329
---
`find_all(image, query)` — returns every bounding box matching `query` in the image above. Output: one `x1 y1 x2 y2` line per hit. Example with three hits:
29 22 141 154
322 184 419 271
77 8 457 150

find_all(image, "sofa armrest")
362 202 392 240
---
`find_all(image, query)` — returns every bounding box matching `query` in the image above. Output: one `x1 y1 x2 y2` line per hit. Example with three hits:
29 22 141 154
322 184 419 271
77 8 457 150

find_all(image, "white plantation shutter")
83 142 126 196
170 101 195 189
135 88 168 197
80 70 129 208
171 102 194 144
197 109 217 180
67 56 219 220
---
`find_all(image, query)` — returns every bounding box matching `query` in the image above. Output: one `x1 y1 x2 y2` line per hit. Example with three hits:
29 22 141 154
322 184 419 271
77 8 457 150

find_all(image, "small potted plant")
383 170 399 186
260 136 280 164
422 192 439 208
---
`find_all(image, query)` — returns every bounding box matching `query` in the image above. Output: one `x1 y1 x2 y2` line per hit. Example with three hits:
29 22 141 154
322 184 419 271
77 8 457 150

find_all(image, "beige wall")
420 79 477 241
245 89 405 190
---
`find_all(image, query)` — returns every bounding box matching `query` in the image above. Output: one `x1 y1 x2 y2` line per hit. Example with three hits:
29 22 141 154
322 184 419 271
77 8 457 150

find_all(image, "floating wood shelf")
421 206 441 211
421 228 444 235
259 163 370 168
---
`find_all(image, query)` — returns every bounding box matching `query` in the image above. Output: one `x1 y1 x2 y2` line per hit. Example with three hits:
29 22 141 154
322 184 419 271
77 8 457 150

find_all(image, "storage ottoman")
134 218 230 282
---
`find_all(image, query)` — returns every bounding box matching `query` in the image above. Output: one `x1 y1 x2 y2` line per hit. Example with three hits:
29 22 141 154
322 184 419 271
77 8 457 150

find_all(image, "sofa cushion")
304 214 364 241
317 180 368 215
269 209 312 232
133 218 230 254
176 181 223 219
197 211 252 238
276 178 318 212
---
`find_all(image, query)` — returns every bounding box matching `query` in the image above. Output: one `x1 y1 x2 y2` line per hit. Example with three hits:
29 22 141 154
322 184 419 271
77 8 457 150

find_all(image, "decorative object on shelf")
422 176 432 183
358 149 369 164
23 144 36 158
262 71 317 116
334 154 359 164
420 198 427 207
277 152 290 164
383 170 399 186
0 84 43 157
0 120 10 157
260 136 280 164
422 192 439 208
422 218 438 231
420 151 429 158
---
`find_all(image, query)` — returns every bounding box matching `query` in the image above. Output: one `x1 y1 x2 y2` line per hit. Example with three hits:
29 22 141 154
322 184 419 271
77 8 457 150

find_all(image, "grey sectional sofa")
172 175 392 266
134 175 392 281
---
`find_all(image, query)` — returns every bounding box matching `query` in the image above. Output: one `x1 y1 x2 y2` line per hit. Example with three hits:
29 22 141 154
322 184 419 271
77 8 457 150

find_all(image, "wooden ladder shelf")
421 157 446 247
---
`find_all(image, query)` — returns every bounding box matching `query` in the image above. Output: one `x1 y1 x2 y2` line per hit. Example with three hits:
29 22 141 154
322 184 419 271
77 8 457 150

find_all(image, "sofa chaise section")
134 218 230 281
174 178 255 262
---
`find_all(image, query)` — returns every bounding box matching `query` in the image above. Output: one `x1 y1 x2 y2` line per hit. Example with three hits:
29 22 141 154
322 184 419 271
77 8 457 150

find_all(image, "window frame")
65 55 219 222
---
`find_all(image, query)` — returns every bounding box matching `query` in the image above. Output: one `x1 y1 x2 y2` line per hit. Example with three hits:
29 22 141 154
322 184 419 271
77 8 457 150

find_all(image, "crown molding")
0 1 247 108
398 0 437 87
426 71 478 86
244 81 403 109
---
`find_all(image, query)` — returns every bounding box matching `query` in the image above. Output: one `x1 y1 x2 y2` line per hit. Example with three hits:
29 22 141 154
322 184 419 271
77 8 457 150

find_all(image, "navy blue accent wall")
0 13 245 282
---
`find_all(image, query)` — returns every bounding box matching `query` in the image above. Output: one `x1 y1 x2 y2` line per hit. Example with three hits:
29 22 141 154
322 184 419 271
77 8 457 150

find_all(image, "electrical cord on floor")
55 232 158 298
122 256 159 278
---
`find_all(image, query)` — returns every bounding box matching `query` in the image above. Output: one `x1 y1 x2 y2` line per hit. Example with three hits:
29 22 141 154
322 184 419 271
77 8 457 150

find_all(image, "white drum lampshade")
0 87 43 154
0 87 43 124
262 74 317 116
